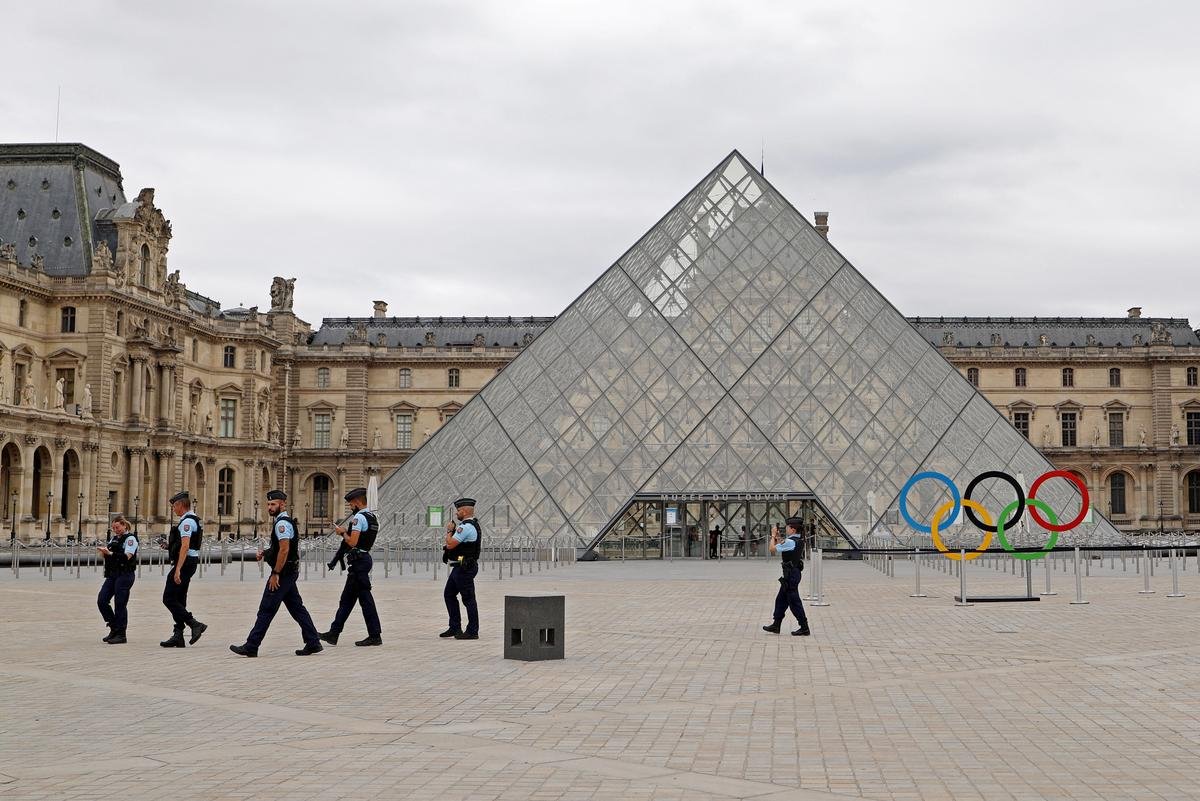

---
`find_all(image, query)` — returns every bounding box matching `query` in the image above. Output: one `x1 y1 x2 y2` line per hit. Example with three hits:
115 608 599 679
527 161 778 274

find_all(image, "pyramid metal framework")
378 152 1126 551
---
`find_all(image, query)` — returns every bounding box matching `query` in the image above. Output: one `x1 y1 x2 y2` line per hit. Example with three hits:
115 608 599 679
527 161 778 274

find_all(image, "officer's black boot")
438 627 461 638
355 635 382 646
295 641 324 656
160 627 186 648
318 630 339 645
102 625 116 643
229 643 258 657
188 620 207 644
791 626 811 636
762 622 781 634
106 630 127 644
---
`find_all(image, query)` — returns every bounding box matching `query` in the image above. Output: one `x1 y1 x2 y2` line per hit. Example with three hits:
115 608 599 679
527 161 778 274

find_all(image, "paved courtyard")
1 553 1198 800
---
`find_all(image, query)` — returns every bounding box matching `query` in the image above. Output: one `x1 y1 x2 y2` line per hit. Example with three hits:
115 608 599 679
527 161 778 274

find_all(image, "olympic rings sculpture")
899 470 1090 561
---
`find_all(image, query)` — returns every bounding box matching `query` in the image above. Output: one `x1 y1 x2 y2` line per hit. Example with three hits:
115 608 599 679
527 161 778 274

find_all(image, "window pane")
1013 411 1029 440
1108 412 1124 447
220 398 237 437
1110 473 1126 514
399 368 411 388
1062 368 1073 387
967 367 978 386
1189 472 1200 514
1188 367 1198 387
1061 412 1076 447
395 413 412 449
317 368 329 388
1188 412 1200 446
448 369 460 388
1109 368 1121 387
314 413 331 448
1015 368 1026 387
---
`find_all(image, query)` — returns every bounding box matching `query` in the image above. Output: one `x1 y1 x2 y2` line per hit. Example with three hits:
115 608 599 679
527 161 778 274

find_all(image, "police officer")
161 490 207 648
762 516 811 636
439 497 481 640
230 489 323 657
97 515 138 644
318 487 382 647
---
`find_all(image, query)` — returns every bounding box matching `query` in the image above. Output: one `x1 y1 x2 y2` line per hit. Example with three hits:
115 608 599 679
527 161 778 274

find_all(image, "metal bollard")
955 549 970 606
1070 547 1089 604
239 541 246 581
1167 548 1185 598
910 548 927 597
1139 547 1155 594
384 541 390 579
811 548 830 606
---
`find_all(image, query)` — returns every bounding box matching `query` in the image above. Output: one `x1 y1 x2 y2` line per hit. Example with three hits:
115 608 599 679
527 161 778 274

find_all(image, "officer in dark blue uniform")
97 515 138 644
231 489 323 657
160 490 207 648
318 487 382 647
439 497 481 640
763 516 811 636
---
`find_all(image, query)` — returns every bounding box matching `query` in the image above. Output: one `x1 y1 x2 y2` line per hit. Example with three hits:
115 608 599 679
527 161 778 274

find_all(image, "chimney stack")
373 300 388 319
1127 307 1142 319
814 211 829 239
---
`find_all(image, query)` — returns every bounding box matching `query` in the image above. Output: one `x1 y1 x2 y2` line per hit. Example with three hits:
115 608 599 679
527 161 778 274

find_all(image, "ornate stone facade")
4 144 1199 540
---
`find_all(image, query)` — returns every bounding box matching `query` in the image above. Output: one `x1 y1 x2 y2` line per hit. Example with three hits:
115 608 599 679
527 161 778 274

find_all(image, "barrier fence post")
1139 546 1155 594
811 548 830 607
955 549 970 606
1041 551 1056 596
910 548 927 597
1167 548 1185 598
1070 547 1088 604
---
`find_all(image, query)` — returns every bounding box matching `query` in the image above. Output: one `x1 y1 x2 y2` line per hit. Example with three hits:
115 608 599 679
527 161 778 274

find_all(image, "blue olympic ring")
899 471 961 534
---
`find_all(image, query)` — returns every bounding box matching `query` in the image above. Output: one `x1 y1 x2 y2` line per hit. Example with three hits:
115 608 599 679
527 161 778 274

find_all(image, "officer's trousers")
162 557 198 629
444 562 479 635
772 565 809 628
98 572 136 632
246 569 320 648
329 553 381 637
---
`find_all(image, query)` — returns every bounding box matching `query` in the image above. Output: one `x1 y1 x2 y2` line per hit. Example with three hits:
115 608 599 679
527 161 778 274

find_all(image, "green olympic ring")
995 498 1060 560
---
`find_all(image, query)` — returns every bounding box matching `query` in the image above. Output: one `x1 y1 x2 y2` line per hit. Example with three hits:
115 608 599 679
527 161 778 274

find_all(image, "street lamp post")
133 495 140 536
253 500 260 540
44 490 53 541
1159 498 1165 534
304 503 309 539
236 500 243 539
76 492 84 541
9 490 17 542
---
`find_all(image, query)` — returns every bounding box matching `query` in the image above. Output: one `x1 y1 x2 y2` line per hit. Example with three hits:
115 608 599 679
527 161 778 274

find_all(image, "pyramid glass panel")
378 151 1128 551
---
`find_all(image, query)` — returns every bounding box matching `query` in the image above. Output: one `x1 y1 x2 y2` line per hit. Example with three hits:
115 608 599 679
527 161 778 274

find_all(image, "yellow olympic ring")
930 499 993 561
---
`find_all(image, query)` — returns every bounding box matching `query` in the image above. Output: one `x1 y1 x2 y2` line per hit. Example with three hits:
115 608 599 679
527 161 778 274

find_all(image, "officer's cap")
784 516 804 531
344 487 367 502
453 497 476 509
169 490 190 505
266 489 288 501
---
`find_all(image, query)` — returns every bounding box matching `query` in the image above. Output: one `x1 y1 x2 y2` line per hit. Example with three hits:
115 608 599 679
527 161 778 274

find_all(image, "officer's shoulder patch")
277 524 287 533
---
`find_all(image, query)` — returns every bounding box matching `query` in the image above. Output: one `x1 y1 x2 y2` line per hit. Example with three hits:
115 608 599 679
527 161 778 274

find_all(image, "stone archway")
31 446 53 525
1 442 21 529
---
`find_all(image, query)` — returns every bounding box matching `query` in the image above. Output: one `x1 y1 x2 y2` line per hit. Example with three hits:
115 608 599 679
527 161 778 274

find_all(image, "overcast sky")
5 1 1197 325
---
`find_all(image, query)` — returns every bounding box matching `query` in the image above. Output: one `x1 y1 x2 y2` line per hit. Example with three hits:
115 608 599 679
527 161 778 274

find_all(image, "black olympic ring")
962 470 1025 533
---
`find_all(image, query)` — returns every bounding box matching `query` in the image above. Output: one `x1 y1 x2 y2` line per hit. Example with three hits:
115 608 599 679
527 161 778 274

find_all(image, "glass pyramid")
377 151 1127 552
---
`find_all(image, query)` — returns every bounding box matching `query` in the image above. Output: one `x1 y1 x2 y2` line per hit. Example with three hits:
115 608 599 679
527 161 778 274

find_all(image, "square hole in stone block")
511 628 523 646
539 627 555 646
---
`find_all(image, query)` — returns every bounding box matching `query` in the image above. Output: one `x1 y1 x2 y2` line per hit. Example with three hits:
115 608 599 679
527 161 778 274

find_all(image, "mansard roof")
311 316 554 348
908 316 1200 348
0 143 127 277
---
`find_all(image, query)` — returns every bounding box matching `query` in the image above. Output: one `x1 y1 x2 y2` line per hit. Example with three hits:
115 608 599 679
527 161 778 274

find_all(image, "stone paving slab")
1 557 1198 800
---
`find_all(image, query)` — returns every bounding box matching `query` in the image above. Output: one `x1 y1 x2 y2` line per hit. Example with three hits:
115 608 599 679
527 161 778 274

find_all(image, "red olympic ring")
1027 470 1089 532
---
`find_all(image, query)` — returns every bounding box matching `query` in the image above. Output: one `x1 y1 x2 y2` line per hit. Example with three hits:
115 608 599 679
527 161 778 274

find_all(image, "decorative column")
19 434 37 523
126 446 145 517
204 456 218 525
155 449 174 522
129 358 147 423
158 362 176 427
242 458 256 520
82 440 100 532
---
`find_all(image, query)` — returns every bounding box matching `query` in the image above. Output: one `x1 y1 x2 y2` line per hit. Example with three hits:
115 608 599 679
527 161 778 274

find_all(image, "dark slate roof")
908 316 1200 348
0 144 126 277
311 316 555 347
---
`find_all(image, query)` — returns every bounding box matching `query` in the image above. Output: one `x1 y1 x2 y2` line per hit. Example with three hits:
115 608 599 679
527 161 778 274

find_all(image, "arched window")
312 474 331 519
398 368 412 388
316 367 330 388
1188 367 1198 387
1109 367 1121 387
217 467 235 516
18 299 27 327
1188 471 1200 514
1062 367 1074 387
223 345 236 369
1014 367 1027 387
966 367 979 387
1109 472 1127 515
115 310 124 336
448 368 460 388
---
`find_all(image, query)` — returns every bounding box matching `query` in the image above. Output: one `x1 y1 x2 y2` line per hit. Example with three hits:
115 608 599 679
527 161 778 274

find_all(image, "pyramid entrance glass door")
588 493 855 560
378 151 1126 555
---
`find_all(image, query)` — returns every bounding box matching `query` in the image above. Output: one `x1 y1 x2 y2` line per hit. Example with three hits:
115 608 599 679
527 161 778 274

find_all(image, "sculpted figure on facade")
82 384 93 418
53 377 66 410
92 240 115 275
164 269 183 305
269 276 296 311
0 242 15 262
340 425 350 449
